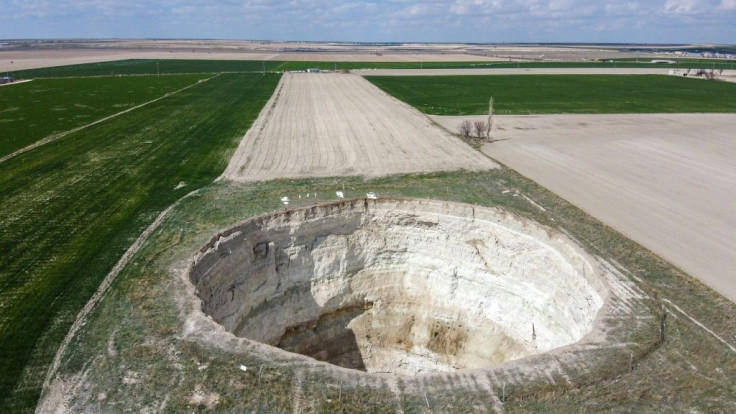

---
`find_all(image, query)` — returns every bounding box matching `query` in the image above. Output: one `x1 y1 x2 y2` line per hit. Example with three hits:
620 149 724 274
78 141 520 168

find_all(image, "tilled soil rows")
221 72 496 182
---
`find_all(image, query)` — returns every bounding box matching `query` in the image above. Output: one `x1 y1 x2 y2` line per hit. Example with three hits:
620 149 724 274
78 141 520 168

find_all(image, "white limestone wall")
190 199 608 375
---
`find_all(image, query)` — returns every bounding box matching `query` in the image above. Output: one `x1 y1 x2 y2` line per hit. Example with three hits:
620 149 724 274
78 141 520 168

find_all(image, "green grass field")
0 72 280 412
13 59 281 78
615 57 736 69
11 59 510 78
0 75 204 158
366 74 736 115
14 58 736 79
271 60 671 71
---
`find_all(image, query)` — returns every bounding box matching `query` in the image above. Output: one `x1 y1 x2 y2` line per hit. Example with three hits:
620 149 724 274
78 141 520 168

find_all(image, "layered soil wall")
190 199 608 376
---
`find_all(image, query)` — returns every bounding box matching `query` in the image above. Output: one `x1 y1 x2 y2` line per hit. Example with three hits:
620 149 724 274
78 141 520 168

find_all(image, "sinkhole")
189 198 607 376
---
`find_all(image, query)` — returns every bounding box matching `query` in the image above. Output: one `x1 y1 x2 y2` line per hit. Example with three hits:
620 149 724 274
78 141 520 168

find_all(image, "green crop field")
16 58 735 79
0 75 204 158
367 74 736 115
11 59 519 78
0 72 280 412
13 59 283 78
269 60 666 71
615 57 736 69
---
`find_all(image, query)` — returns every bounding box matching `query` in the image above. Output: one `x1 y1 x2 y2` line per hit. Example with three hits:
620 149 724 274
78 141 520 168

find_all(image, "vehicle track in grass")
0 76 216 164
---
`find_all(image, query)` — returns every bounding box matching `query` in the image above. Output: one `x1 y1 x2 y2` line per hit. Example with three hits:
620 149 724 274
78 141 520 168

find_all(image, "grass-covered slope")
0 75 204 157
46 171 736 412
367 75 736 115
0 72 281 412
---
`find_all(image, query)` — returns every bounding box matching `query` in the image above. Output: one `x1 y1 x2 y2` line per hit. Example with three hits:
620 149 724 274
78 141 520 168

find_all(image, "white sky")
1 0 735 43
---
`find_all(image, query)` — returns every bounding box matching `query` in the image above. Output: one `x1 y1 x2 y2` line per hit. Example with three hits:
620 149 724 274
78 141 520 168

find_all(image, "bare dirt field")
0 50 276 73
0 50 503 73
0 39 509 73
220 73 496 182
433 113 736 302
0 39 674 73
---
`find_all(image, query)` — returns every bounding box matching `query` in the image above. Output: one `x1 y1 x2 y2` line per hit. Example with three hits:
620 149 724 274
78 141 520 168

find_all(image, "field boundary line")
1 74 218 165
0 79 33 87
39 189 200 401
663 298 736 354
217 73 286 181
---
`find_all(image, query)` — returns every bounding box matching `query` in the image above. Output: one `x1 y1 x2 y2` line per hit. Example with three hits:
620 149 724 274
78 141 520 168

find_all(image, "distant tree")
473 120 486 139
487 97 494 141
459 120 472 139
694 69 716 80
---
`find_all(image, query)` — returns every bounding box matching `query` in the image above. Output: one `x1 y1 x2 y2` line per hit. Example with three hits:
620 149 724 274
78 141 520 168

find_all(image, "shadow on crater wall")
277 304 369 371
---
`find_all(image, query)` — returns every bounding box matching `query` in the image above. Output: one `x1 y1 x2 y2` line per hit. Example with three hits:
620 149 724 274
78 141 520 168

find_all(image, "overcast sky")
1 0 735 44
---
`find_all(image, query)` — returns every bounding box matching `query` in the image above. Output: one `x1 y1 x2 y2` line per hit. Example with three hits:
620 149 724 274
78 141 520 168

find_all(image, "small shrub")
459 120 472 139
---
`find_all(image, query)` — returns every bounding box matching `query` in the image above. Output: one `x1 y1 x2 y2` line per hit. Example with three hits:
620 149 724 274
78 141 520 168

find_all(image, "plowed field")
221 73 496 182
433 113 736 302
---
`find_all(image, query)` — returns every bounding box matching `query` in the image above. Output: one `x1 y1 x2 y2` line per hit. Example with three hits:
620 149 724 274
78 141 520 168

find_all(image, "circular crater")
189 199 607 376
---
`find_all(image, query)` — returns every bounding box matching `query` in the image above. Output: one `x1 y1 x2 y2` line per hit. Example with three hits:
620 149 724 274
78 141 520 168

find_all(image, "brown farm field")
0 51 502 73
433 113 736 302
0 45 501 73
0 39 652 73
221 72 496 182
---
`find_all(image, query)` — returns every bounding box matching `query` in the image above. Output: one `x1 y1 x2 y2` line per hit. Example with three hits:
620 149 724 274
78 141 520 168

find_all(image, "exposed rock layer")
190 199 607 376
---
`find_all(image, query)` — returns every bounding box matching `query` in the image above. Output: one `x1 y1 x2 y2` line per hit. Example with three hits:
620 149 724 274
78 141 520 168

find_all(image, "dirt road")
433 113 736 302
221 73 496 182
